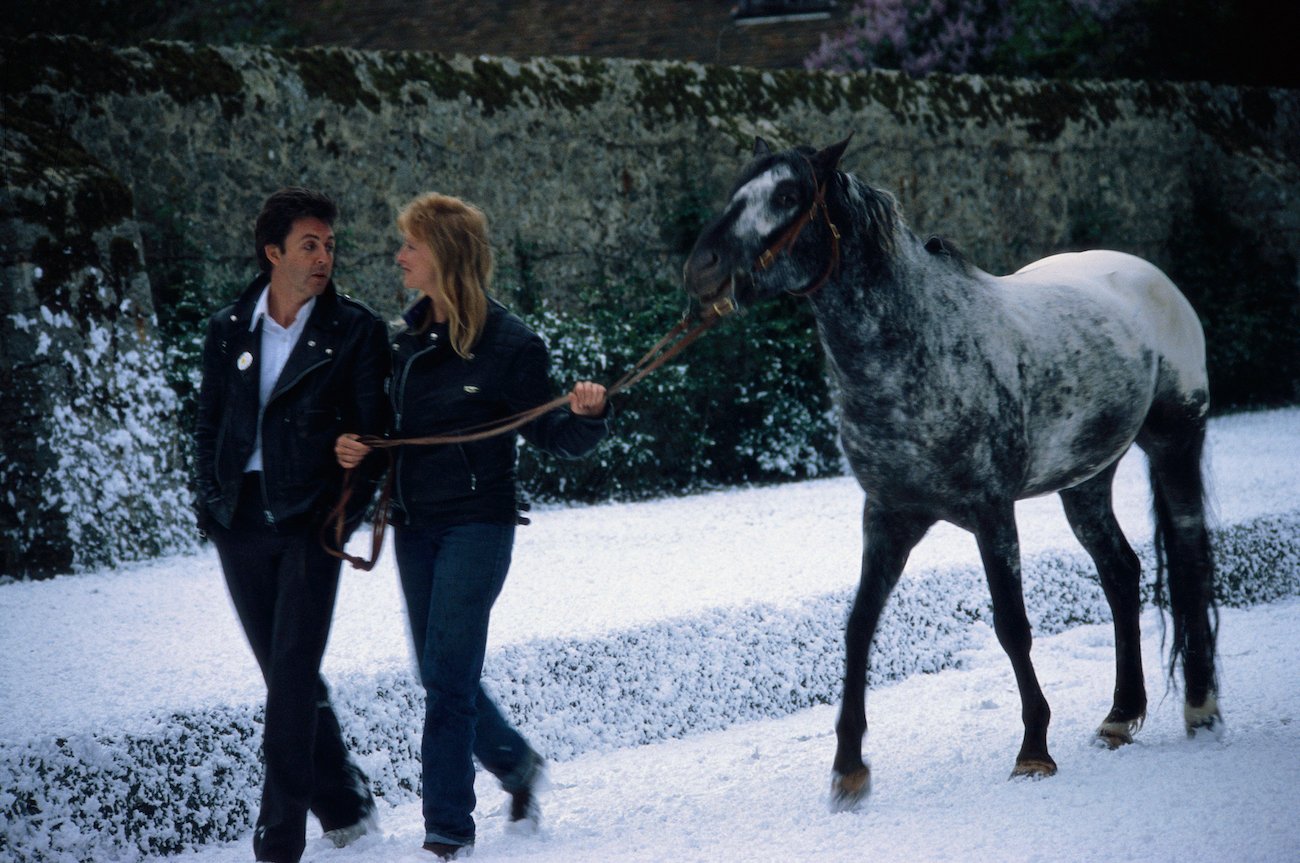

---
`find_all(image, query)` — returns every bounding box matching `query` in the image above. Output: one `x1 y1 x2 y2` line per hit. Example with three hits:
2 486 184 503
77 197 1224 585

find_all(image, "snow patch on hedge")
42 309 196 569
1 282 197 578
3 510 1298 862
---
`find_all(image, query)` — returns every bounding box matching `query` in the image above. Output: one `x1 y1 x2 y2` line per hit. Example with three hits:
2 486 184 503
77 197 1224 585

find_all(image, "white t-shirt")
244 288 317 473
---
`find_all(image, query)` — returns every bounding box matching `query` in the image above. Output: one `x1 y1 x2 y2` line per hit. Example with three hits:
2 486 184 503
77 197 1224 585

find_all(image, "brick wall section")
295 0 847 68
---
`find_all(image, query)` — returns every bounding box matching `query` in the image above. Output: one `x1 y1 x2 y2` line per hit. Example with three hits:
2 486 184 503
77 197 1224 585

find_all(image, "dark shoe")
507 751 545 829
509 783 537 824
252 824 300 863
423 840 472 859
323 809 379 848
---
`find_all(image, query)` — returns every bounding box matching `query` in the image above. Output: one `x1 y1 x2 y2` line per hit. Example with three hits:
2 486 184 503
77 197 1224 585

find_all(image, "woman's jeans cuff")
425 829 471 847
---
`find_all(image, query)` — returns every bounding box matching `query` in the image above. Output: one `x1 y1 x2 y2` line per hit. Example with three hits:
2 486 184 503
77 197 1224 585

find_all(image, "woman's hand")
335 433 372 469
568 381 607 417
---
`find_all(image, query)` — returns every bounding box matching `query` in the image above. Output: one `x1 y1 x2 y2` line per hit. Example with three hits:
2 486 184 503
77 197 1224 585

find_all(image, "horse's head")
684 135 852 313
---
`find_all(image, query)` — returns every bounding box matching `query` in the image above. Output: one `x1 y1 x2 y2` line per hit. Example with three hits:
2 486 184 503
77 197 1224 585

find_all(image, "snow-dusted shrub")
36 299 195 572
1 288 197 578
2 289 204 576
0 705 262 862
3 509 1295 861
1210 512 1300 607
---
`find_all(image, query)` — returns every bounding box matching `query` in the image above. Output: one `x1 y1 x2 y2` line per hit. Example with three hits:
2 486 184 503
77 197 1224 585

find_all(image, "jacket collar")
398 295 512 328
401 295 432 330
231 271 340 331
248 286 317 335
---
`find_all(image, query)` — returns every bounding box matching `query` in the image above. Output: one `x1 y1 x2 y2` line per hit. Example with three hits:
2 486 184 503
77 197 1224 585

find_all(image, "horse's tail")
1148 433 1219 694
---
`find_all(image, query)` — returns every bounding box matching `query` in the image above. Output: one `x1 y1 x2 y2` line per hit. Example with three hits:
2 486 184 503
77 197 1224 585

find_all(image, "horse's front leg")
831 504 934 811
974 504 1056 778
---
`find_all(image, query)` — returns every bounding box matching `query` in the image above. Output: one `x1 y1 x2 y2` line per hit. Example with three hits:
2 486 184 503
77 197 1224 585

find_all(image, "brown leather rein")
320 299 736 570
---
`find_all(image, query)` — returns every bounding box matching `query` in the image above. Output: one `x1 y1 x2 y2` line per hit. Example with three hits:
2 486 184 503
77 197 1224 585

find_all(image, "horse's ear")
811 134 853 182
754 136 773 158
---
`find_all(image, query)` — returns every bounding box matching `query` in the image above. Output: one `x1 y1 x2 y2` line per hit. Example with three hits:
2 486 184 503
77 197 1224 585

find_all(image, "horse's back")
1007 250 1207 402
995 250 1208 496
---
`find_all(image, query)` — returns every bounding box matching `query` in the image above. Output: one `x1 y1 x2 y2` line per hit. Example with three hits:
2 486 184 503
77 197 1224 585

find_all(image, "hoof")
830 767 871 812
1096 714 1145 750
1184 693 1224 740
1009 758 1057 780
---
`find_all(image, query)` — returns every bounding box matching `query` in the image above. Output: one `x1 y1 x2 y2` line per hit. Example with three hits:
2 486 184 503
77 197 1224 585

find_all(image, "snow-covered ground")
170 599 1300 863
1 407 1297 862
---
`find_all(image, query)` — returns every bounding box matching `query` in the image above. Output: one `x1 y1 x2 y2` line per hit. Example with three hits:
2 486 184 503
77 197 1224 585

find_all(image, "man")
194 187 388 863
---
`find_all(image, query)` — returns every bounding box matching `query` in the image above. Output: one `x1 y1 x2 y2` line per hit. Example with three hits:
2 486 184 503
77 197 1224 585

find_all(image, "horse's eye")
774 193 797 209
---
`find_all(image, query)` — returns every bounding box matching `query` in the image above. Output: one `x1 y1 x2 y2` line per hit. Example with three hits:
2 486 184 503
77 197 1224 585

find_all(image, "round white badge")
237 351 253 371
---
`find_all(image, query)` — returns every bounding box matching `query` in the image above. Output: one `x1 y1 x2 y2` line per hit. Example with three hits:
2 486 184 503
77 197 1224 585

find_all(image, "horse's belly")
1020 399 1145 497
1006 270 1163 497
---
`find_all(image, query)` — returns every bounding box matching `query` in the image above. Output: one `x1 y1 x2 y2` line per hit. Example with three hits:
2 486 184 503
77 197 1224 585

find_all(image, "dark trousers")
394 521 534 847
209 474 375 863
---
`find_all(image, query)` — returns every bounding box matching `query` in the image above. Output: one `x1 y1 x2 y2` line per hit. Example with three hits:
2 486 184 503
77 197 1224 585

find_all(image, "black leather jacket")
388 298 609 526
194 274 389 531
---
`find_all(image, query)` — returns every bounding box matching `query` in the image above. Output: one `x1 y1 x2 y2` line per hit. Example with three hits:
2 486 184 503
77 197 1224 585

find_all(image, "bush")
806 1 1297 88
806 0 1123 78
1165 181 1300 411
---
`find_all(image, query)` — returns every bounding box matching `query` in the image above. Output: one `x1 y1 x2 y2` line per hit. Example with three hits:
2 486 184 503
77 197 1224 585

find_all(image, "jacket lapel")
228 275 266 405
269 287 339 402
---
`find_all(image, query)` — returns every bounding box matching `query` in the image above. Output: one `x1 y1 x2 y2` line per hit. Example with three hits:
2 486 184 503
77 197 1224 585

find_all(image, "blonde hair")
397 192 492 358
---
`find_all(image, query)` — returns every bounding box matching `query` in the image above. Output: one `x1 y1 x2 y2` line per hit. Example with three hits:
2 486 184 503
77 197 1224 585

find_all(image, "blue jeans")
394 522 535 847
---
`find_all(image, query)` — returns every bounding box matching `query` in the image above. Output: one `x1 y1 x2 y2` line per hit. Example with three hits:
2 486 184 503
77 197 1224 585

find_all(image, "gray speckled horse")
683 137 1220 810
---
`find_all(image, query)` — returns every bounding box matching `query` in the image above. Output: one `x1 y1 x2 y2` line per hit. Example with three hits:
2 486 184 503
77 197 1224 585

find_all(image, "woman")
336 193 609 859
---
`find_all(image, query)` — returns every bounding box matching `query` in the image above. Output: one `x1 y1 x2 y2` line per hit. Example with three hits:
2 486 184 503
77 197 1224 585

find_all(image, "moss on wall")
2 36 244 119
287 46 380 111
365 51 607 116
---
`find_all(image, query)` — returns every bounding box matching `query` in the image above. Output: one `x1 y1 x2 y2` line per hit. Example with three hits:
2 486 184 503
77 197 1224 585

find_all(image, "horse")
682 136 1221 810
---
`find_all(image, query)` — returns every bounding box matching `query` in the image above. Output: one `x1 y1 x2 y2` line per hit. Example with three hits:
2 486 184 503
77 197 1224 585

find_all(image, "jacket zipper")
457 445 477 492
392 338 440 517
260 357 331 524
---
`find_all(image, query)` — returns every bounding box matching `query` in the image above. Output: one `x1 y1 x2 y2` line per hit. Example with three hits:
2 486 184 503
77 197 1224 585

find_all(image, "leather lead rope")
320 302 732 570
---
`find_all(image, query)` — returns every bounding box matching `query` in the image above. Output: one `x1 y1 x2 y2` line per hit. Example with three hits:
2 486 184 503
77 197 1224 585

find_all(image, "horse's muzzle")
684 272 742 320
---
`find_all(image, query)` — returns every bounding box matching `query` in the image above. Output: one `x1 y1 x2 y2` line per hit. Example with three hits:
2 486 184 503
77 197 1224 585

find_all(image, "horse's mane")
836 173 902 259
924 234 969 267
920 232 972 276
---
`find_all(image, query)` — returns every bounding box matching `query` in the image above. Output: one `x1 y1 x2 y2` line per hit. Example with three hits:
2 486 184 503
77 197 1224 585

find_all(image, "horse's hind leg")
1139 413 1221 736
831 504 934 811
1059 463 1147 747
974 502 1056 778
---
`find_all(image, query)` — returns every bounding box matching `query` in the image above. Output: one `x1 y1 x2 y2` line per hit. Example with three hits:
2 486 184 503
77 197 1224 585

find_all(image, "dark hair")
253 187 338 273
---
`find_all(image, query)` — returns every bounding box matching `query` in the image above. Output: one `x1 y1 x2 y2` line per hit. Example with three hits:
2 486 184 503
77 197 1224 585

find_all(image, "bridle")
753 166 841 298
320 298 737 570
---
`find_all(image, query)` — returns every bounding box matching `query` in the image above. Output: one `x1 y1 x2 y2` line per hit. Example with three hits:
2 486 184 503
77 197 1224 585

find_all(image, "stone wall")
2 34 1297 577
